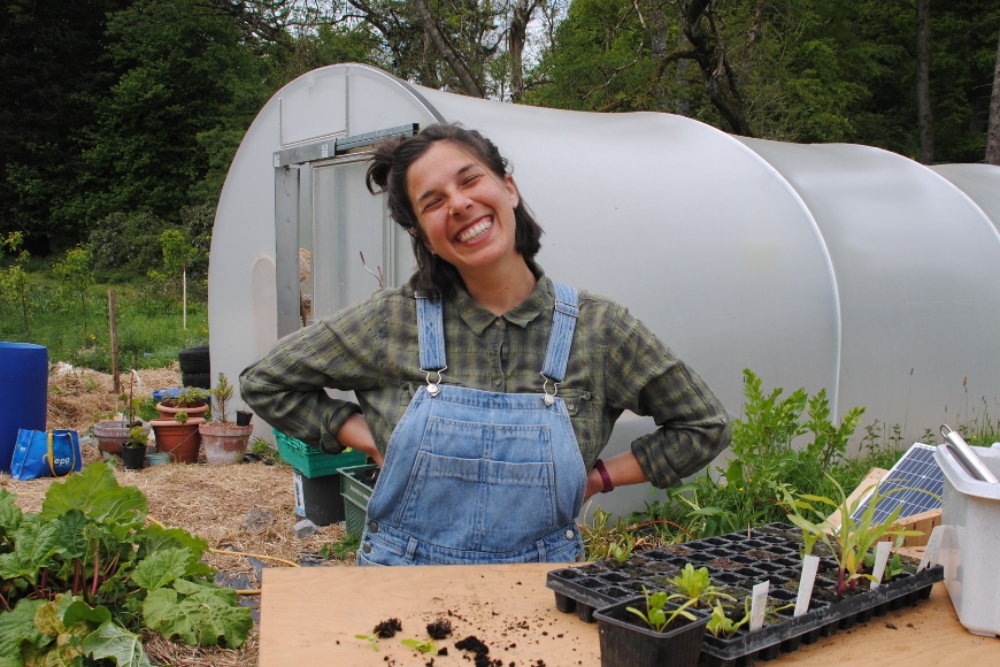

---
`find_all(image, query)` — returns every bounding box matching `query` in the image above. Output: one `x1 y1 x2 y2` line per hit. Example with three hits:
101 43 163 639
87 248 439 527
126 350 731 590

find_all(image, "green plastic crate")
273 428 367 478
340 463 378 537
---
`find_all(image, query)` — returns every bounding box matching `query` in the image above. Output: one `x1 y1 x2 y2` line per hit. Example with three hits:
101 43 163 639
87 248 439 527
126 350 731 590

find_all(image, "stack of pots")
150 401 208 463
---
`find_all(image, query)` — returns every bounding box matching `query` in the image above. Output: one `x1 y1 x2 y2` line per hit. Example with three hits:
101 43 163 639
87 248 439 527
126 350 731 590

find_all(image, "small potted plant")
593 586 710 667
150 387 208 464
92 370 149 456
121 425 148 470
198 373 254 465
154 386 210 420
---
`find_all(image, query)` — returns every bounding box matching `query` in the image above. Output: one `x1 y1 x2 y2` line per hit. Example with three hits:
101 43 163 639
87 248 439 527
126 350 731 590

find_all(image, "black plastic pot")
121 446 146 470
236 411 253 426
594 597 710 667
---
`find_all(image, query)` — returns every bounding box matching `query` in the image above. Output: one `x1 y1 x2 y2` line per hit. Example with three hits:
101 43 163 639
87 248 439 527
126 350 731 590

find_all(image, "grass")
0 269 208 373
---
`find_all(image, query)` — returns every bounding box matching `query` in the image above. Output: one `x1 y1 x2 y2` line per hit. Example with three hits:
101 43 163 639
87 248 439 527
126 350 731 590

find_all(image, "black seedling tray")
546 522 943 666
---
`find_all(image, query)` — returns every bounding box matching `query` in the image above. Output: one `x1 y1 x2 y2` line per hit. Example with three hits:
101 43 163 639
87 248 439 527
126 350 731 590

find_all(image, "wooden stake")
109 289 120 394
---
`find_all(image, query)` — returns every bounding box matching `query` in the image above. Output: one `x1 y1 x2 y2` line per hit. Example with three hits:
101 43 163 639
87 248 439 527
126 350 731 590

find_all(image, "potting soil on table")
547 522 943 667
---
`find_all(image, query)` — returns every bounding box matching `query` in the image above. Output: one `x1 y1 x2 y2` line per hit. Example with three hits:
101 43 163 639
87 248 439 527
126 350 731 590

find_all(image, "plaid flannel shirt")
240 271 730 488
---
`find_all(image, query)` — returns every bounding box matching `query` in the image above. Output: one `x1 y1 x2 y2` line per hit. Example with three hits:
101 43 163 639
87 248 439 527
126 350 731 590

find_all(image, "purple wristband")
594 458 614 493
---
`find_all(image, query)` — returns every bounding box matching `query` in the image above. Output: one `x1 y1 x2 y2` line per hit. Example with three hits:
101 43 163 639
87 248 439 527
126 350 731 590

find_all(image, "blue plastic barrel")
0 343 48 473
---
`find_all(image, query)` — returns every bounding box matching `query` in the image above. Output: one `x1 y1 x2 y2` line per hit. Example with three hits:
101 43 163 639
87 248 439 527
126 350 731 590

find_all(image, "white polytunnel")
210 63 1000 517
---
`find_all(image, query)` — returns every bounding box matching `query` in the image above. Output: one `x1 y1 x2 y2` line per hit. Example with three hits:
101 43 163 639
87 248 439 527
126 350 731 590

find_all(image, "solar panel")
848 443 943 526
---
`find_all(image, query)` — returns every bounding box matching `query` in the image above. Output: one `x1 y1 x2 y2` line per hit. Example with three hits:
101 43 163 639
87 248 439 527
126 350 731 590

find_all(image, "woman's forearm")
584 451 647 501
337 413 383 467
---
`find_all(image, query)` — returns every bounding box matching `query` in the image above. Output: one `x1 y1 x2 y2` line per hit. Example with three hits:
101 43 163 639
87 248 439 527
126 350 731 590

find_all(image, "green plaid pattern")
240 272 731 488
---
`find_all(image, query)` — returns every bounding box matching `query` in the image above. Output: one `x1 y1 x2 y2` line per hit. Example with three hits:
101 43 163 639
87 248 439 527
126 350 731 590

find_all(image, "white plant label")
750 581 770 632
794 554 820 617
918 525 946 572
869 541 892 589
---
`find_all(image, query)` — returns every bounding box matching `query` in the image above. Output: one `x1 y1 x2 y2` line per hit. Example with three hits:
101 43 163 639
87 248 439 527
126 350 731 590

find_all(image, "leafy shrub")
0 464 252 666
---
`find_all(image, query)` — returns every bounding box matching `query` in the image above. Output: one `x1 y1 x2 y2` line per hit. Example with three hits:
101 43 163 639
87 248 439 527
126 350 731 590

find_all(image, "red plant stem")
631 519 699 541
91 540 100 598
0 588 11 612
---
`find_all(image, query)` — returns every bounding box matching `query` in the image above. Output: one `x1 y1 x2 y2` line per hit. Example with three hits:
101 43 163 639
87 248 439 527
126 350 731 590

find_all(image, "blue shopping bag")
10 429 82 481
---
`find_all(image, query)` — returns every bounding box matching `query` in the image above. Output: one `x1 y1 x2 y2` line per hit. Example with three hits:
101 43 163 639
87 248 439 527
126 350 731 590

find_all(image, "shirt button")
369 521 379 533
494 379 502 386
495 319 504 328
565 530 574 540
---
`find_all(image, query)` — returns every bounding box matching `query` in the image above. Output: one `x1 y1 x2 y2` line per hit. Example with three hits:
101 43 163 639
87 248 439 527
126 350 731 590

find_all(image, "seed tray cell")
546 523 943 666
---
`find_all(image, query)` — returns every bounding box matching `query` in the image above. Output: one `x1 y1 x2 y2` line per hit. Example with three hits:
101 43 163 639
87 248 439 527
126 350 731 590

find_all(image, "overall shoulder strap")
540 283 579 383
415 293 447 371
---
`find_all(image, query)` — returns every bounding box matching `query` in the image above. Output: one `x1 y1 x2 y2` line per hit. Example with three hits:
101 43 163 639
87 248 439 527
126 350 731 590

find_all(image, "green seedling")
669 563 735 608
781 474 929 598
401 638 439 654
355 633 380 651
626 586 699 633
706 599 751 638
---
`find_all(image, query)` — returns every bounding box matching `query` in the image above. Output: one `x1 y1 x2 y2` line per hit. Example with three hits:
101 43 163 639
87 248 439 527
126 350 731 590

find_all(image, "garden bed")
547 522 943 666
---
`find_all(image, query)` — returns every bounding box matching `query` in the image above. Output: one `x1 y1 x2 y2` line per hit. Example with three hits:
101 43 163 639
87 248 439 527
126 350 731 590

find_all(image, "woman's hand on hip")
336 413 383 467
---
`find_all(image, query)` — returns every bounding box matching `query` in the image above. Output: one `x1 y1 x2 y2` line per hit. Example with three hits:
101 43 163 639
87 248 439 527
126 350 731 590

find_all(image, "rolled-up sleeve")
605 305 731 488
239 299 380 453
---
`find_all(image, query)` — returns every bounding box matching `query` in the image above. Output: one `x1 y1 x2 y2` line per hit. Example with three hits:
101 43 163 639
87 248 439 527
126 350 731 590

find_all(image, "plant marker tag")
794 554 820 617
869 541 892 589
918 525 947 572
749 581 769 632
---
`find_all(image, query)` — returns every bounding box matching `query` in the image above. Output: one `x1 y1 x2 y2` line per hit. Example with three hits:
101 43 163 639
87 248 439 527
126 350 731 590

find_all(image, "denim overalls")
357 283 588 566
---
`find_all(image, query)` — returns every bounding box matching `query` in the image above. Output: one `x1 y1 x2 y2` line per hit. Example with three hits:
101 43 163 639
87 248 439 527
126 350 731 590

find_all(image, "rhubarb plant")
0 463 252 667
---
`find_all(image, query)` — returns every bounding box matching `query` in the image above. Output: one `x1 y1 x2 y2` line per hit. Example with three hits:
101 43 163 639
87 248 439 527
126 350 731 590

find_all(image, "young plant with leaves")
667 563 736 609
781 475 926 598
626 586 699 633
706 599 751 639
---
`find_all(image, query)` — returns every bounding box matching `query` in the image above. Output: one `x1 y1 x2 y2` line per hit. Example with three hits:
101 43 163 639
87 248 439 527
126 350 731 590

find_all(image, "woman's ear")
505 174 520 209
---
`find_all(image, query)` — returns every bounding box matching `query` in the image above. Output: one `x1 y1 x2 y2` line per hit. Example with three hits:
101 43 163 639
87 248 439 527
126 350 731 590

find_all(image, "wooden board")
260 564 998 667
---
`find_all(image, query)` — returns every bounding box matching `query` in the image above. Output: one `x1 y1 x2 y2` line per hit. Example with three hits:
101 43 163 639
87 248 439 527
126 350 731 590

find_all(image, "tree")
0 0 131 244
987 28 1000 165
153 229 200 329
916 0 933 163
0 232 32 332
53 247 97 337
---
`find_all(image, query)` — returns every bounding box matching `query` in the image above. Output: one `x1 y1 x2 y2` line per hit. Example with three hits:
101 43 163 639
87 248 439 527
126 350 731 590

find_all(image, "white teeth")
458 219 492 243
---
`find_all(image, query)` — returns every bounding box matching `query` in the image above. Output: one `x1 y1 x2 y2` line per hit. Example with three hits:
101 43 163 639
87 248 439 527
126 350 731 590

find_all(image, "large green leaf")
132 546 190 591
0 598 47 667
0 520 62 585
143 581 252 648
0 488 23 542
52 509 88 562
80 619 152 667
136 523 209 562
40 463 147 529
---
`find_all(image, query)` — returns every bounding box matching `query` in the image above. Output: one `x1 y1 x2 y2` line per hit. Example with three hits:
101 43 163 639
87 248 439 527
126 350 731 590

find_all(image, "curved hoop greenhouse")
211 63 1000 515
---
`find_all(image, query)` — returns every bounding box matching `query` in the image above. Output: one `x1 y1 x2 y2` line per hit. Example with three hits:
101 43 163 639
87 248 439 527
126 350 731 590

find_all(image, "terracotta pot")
93 421 150 455
199 423 253 465
150 418 205 463
121 446 146 470
155 401 209 421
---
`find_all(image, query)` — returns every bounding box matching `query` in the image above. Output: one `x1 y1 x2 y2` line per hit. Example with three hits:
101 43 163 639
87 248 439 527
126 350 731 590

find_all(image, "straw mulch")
2 364 355 667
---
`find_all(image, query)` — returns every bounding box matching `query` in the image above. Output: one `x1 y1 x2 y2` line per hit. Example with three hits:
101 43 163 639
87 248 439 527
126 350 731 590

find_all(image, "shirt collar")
453 268 552 335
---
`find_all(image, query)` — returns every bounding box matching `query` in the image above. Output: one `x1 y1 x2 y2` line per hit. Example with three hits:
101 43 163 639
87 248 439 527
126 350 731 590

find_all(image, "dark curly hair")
365 124 543 297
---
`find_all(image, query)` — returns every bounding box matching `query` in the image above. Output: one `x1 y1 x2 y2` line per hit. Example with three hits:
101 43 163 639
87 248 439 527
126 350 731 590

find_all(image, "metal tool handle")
940 424 1000 484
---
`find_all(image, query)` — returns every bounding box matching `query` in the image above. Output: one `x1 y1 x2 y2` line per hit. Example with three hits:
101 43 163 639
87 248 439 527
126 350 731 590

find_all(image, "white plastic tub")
933 443 1000 637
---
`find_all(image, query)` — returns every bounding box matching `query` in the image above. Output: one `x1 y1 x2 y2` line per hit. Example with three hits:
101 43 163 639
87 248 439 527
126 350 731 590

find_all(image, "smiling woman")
239 123 732 566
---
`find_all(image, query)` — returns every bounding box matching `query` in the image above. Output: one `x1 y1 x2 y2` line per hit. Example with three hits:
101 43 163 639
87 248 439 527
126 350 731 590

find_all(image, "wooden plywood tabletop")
260 564 998 667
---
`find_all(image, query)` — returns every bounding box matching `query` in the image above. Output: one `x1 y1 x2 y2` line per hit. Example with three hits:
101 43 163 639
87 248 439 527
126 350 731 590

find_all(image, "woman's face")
406 140 521 281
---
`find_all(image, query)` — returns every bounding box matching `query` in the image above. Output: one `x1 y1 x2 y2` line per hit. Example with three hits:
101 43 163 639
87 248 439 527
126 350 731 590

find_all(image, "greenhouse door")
273 125 417 338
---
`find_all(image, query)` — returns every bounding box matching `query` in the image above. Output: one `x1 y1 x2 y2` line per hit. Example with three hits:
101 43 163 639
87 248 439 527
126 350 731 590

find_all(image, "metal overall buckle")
540 374 559 407
424 367 447 397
